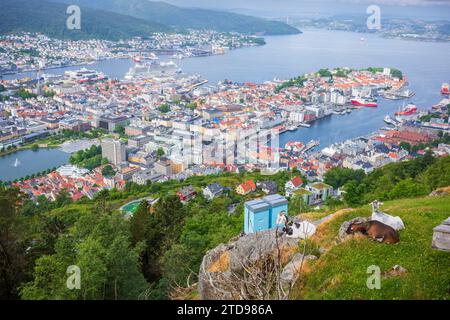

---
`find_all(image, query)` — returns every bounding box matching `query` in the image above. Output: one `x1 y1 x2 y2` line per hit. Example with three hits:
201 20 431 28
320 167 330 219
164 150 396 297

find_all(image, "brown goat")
348 220 400 244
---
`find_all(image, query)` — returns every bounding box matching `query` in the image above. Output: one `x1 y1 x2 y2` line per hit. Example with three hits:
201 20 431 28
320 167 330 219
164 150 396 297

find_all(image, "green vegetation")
15 88 37 100
102 165 115 177
57 0 300 36
275 76 307 93
317 68 332 77
69 145 103 170
364 67 403 79
1 154 449 300
292 195 450 299
332 153 450 206
390 68 403 80
158 104 171 113
1 0 172 41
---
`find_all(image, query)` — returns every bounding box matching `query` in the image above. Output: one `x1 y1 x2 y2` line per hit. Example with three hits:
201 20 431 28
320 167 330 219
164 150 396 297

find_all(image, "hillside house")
257 180 278 195
202 183 224 200
306 182 333 204
285 176 303 196
236 180 257 196
177 185 196 203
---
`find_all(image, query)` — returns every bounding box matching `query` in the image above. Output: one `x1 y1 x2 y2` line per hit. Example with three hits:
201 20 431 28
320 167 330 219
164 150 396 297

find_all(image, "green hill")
0 0 172 40
292 195 450 299
52 0 301 35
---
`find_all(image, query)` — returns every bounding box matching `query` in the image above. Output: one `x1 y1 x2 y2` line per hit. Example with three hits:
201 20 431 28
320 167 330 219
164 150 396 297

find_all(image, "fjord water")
2 29 449 180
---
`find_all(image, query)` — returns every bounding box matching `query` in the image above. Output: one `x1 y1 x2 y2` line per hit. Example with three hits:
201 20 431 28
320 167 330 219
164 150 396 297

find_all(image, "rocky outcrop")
198 229 300 300
280 253 317 285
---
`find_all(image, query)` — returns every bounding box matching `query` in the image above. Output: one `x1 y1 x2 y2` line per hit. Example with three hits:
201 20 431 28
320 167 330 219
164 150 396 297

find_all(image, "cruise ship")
65 68 106 83
125 61 179 79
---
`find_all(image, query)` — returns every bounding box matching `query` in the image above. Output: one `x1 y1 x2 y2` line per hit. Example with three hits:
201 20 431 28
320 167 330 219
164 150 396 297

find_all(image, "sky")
164 0 450 19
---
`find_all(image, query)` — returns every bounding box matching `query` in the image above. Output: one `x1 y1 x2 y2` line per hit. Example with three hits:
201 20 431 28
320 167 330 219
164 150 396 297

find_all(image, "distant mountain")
0 0 172 40
52 0 301 35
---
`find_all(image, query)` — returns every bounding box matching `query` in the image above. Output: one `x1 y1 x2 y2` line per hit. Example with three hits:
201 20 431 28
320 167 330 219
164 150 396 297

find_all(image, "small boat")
395 103 417 116
351 98 378 107
384 115 398 126
441 83 449 95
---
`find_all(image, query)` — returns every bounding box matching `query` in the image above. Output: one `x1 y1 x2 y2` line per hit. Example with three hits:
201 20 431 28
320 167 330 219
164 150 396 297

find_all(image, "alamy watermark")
366 5 381 31
366 265 381 290
66 5 81 30
66 265 81 290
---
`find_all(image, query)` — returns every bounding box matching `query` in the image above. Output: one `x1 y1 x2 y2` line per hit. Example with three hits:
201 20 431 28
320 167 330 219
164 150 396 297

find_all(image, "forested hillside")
1 154 449 299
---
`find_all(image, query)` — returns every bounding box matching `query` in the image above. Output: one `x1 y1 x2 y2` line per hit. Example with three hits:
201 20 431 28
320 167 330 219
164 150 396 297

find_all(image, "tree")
114 124 125 136
388 178 427 200
289 195 308 216
343 181 364 207
158 104 170 113
21 210 148 300
0 187 29 299
102 165 115 178
399 141 411 152
156 148 165 158
324 167 365 189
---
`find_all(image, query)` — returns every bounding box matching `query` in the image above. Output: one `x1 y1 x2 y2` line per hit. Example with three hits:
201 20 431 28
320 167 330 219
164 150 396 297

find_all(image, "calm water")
3 29 450 156
0 149 69 182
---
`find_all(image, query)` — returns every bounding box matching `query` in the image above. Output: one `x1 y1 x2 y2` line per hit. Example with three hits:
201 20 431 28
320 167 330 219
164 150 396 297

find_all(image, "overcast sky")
164 0 450 19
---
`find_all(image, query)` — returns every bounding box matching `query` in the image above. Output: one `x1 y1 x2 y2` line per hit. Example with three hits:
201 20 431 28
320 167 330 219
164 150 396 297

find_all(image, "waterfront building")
285 176 303 197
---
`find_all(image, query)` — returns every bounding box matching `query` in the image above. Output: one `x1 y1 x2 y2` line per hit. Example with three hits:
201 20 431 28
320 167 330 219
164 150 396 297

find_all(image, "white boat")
383 115 398 126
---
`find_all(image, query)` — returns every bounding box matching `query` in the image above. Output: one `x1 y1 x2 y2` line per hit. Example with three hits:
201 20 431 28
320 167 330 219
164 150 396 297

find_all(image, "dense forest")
1 153 449 299
1 0 299 41
1 0 172 41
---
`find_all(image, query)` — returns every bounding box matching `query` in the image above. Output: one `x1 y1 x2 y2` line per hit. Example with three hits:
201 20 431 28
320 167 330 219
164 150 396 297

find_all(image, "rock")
198 229 300 300
280 253 317 285
383 265 408 278
338 217 368 240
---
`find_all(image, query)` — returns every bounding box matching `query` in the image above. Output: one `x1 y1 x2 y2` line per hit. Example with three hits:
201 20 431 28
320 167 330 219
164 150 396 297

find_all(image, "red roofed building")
285 176 304 196
236 180 257 195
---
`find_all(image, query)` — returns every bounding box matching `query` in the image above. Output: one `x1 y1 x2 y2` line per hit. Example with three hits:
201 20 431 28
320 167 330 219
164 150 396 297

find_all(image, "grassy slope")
293 195 450 300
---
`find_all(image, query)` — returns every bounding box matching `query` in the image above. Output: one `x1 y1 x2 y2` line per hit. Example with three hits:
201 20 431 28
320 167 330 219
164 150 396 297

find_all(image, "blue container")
244 199 270 234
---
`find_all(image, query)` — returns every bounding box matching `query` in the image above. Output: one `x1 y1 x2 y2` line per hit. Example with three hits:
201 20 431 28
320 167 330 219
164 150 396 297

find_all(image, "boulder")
198 229 299 300
338 217 368 240
280 253 317 285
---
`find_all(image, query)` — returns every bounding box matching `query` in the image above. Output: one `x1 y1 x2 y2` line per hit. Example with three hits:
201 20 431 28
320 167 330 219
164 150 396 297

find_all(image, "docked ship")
65 68 106 83
381 88 415 100
395 103 417 116
350 98 378 107
383 115 398 126
441 83 449 95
